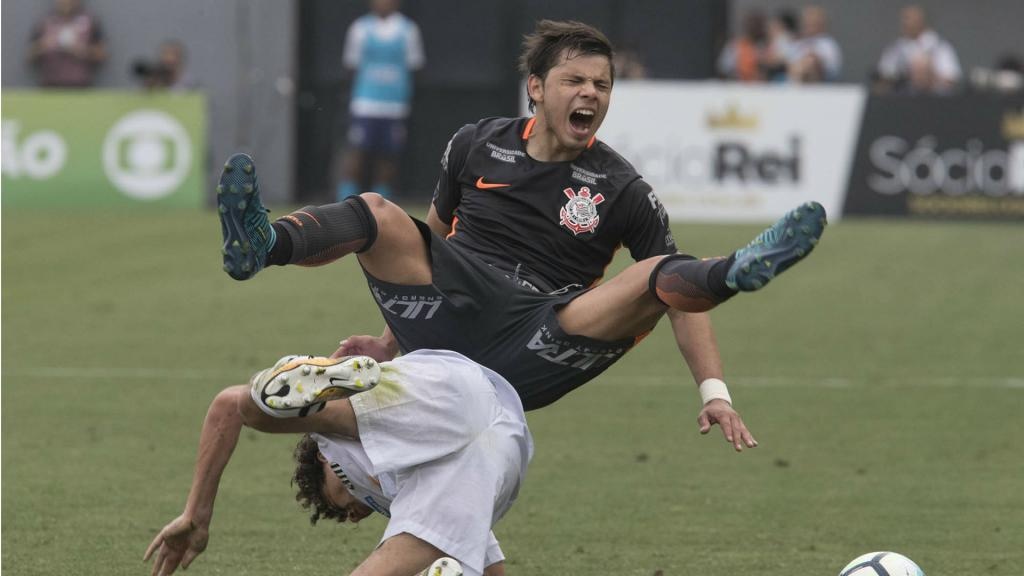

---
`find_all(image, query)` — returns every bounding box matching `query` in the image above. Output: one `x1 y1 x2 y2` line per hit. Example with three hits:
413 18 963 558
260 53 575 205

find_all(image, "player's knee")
357 192 393 222
234 386 274 431
356 191 421 252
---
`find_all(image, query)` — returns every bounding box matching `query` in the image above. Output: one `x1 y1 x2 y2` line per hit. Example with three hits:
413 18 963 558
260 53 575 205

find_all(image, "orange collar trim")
522 117 536 140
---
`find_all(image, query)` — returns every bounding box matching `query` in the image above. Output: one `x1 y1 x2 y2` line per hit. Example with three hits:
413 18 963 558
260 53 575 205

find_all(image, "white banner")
596 82 866 222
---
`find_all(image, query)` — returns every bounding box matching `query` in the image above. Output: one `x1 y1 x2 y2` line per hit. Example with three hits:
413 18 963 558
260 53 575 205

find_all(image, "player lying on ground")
217 20 827 450
144 349 531 576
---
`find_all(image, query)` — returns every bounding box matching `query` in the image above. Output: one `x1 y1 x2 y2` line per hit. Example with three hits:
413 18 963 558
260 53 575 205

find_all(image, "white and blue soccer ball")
423 557 463 576
839 551 925 576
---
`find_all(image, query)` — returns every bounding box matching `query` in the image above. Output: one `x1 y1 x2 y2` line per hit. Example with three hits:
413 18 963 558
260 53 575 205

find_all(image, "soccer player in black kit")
216 20 827 452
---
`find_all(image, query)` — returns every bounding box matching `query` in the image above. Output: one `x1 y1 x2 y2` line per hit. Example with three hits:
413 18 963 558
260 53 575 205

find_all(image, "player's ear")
316 451 327 464
527 74 545 105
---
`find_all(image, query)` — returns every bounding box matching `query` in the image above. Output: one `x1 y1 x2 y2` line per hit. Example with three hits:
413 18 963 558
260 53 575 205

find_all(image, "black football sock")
266 223 292 266
649 254 738 313
269 195 378 267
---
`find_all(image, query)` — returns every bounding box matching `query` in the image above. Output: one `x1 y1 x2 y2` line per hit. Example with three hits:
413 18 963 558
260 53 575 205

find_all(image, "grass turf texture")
3 206 1022 574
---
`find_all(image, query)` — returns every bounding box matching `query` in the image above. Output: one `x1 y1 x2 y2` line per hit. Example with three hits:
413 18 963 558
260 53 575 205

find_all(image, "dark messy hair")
518 19 615 112
292 434 349 525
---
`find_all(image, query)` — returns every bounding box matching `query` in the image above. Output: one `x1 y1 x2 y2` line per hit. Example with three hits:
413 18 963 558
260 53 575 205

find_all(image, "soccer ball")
839 552 925 576
422 557 463 576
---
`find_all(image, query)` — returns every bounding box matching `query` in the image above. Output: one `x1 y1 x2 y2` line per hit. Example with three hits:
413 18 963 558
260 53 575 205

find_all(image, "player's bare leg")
558 201 827 341
354 193 432 284
350 533 446 576
556 256 667 340
237 384 361 437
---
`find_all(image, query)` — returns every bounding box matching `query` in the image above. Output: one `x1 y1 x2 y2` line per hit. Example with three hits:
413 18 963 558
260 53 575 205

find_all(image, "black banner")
844 93 1024 220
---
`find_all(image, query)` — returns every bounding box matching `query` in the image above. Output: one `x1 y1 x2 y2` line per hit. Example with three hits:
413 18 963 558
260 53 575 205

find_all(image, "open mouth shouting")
568 107 597 139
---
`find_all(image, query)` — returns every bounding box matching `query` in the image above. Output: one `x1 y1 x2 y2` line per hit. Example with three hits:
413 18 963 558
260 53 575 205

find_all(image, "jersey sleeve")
406 22 425 70
484 531 505 568
342 20 363 70
431 124 475 225
621 178 677 260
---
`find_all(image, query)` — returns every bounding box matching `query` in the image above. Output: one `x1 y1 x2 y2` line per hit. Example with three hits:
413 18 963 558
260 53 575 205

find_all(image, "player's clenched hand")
143 515 208 576
697 399 758 452
332 335 399 362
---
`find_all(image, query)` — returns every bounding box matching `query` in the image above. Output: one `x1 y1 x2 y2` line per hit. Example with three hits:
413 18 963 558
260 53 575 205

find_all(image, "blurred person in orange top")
28 0 107 88
717 9 767 82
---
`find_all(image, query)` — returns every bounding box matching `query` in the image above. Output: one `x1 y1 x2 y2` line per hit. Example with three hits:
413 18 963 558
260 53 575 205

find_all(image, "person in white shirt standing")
144 350 531 576
787 5 842 83
875 4 962 94
337 0 426 201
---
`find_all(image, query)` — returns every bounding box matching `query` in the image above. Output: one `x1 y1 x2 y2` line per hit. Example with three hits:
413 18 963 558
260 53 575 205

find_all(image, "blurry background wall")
1 0 296 203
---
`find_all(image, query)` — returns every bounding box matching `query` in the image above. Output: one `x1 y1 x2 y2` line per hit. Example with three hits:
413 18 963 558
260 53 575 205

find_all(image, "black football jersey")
432 116 677 293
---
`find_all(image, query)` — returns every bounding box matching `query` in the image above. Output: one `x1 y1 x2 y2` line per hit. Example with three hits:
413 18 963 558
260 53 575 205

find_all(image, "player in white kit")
144 349 532 576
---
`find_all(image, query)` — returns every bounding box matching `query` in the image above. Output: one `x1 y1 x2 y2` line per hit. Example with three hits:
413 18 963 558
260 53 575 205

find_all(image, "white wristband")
699 378 732 405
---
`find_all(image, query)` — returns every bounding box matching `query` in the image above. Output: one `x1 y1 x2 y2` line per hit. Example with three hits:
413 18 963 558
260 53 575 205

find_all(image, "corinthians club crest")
559 186 605 235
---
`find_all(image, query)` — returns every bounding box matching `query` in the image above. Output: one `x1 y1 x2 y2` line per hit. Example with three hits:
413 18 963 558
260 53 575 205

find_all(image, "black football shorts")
361 217 636 410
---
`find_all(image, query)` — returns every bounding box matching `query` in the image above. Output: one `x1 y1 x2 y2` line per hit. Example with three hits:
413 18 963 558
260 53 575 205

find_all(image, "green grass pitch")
2 206 1022 574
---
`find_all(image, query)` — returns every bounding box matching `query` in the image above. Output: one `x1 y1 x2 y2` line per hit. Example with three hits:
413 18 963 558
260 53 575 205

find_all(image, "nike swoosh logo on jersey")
476 176 512 190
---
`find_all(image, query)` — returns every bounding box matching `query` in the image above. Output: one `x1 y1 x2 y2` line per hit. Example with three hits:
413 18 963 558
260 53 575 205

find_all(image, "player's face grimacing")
319 458 374 523
529 50 612 160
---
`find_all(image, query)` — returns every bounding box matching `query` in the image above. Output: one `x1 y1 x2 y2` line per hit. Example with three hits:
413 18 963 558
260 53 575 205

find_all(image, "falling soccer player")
215 20 827 451
145 350 530 576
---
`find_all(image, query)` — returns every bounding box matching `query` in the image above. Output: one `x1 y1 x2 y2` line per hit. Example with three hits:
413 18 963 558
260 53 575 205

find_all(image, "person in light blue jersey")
338 0 425 201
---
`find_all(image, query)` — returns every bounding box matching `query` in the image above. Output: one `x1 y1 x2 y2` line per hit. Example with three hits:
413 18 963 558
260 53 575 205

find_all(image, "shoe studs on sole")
254 356 381 417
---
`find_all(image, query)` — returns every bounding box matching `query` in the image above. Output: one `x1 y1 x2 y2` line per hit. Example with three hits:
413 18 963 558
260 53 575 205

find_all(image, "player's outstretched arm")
144 386 247 575
668 310 758 452
143 515 207 576
697 399 757 452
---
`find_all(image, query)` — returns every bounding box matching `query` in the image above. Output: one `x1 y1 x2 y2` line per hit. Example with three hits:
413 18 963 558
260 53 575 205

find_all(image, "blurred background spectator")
874 4 961 94
132 39 195 91
762 9 799 82
336 0 425 201
717 9 767 82
787 5 842 83
27 0 107 88
614 46 649 80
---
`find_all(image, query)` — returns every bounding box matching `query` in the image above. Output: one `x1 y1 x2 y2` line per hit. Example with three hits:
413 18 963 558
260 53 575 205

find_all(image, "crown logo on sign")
706 104 759 130
1002 109 1024 140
